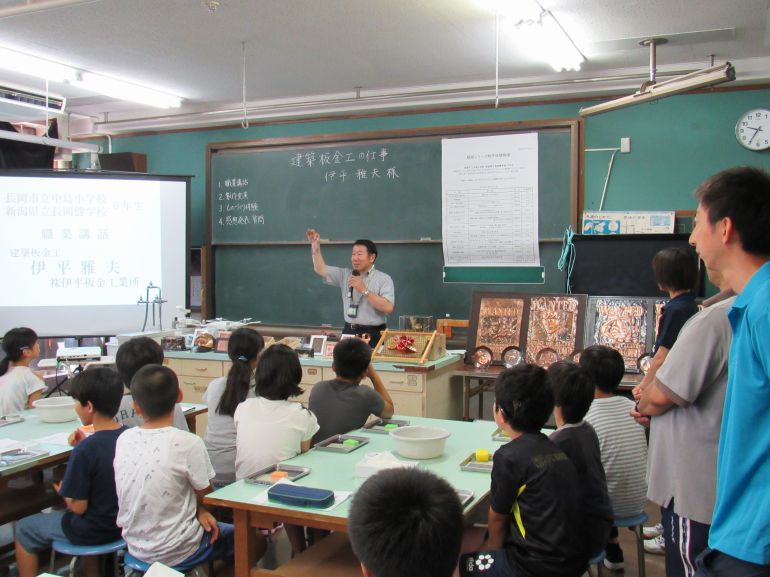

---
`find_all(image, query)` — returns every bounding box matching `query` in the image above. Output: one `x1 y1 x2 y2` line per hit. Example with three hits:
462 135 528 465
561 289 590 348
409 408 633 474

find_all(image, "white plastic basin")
389 426 451 459
33 396 77 423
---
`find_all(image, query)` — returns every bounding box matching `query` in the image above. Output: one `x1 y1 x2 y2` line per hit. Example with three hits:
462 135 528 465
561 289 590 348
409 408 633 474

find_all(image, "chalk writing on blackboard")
216 176 265 228
288 147 400 184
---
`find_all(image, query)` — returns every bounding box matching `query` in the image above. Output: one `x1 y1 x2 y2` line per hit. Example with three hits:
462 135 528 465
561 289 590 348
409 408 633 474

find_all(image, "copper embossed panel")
475 297 525 360
526 296 580 363
593 298 647 371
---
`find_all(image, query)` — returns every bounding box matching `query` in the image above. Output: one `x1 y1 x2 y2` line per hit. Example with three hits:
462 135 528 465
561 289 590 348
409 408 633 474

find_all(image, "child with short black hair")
234 344 318 479
348 468 463 577
114 336 188 430
203 327 264 485
114 364 233 568
0 327 45 416
548 360 613 559
234 344 319 553
581 345 648 571
460 364 586 577
309 337 394 443
14 367 126 577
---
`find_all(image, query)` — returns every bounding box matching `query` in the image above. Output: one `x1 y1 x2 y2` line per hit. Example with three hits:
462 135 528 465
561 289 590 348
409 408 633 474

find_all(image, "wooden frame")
309 335 328 356
372 330 437 364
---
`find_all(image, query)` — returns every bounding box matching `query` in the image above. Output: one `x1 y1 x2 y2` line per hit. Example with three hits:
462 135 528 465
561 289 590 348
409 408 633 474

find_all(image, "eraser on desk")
342 439 359 446
384 423 398 430
271 470 289 479
475 449 490 462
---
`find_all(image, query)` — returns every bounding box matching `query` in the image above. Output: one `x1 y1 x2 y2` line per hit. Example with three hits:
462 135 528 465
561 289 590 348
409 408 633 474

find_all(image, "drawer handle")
193 385 207 393
390 379 407 385
194 367 209 372
307 368 318 375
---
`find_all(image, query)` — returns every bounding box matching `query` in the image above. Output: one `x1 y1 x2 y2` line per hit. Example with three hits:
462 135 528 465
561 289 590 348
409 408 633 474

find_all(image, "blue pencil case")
267 484 335 508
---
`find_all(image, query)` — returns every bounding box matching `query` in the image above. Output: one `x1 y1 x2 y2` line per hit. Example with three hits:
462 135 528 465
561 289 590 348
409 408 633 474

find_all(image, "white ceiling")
1 0 769 135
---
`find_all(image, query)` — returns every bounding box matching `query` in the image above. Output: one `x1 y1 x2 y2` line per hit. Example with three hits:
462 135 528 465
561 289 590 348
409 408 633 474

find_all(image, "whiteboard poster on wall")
441 133 539 266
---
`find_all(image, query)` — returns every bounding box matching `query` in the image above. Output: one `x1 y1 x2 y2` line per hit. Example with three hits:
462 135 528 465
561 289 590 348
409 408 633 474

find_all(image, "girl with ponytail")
1 327 46 416
202 327 264 485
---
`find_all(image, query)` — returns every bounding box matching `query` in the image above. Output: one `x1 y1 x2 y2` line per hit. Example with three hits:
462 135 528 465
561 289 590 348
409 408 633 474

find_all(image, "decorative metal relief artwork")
526 296 581 364
593 298 647 371
475 297 525 361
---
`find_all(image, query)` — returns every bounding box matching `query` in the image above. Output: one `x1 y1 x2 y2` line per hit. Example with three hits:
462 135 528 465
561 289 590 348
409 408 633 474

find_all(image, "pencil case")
267 484 335 508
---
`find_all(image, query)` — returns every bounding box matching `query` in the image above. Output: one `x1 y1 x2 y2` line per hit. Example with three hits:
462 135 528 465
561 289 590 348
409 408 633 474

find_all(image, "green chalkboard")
214 242 568 325
206 121 579 321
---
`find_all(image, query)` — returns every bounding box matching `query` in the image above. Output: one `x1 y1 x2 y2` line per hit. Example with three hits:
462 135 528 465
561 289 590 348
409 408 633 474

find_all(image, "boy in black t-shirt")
548 361 613 559
460 364 587 577
14 368 127 577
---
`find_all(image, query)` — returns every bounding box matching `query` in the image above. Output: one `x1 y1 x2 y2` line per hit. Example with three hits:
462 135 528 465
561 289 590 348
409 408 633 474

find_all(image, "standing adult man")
306 229 395 347
688 166 770 577
631 271 733 577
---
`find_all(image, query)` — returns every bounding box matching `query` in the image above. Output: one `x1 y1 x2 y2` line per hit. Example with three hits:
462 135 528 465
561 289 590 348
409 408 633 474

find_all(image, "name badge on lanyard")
347 303 359 318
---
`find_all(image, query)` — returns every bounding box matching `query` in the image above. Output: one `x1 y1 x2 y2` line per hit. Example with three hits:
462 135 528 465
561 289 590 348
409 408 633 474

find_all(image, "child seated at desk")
581 345 648 571
348 468 464 577
114 337 188 430
548 360 613 560
203 327 264 486
14 367 126 577
114 364 233 568
0 327 45 417
308 337 394 444
460 364 586 577
234 344 318 554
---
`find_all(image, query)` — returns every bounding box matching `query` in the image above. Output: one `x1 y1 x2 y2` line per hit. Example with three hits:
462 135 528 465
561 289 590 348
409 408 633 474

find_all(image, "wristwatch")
363 289 370 297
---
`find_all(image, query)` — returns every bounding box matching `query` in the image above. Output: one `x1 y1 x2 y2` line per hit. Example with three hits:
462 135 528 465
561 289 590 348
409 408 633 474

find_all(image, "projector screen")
0 171 190 337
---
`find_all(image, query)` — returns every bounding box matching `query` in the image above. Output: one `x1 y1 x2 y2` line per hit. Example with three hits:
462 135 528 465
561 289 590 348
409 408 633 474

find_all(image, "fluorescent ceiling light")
579 63 735 116
0 128 100 152
0 47 78 83
0 45 183 109
481 0 585 72
78 73 182 109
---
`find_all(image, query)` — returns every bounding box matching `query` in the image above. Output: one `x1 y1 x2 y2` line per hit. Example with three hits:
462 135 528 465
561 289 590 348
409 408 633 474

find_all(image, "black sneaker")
604 543 625 571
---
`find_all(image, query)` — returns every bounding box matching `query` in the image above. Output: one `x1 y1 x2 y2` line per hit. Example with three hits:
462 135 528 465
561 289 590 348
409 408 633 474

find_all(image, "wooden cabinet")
163 352 463 436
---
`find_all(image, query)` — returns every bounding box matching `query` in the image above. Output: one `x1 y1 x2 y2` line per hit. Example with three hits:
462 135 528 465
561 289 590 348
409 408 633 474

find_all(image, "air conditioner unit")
0 84 66 122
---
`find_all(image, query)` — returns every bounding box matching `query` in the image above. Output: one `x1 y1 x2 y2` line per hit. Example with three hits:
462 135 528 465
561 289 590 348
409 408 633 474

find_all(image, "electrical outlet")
620 137 631 153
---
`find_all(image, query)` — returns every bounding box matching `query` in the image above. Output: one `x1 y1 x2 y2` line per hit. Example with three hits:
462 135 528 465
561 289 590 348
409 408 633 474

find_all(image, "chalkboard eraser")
320 238 330 242
420 236 432 241
321 324 332 327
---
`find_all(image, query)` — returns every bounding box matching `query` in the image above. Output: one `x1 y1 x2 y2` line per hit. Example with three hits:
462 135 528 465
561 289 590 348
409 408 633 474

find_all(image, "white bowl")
389 426 451 459
33 396 78 423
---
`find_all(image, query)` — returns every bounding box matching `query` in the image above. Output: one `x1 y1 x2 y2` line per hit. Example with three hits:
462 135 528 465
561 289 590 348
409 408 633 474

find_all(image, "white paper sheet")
442 133 540 266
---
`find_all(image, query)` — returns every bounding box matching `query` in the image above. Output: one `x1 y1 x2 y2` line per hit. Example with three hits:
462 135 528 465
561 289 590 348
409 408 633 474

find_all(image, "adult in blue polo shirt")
689 166 770 576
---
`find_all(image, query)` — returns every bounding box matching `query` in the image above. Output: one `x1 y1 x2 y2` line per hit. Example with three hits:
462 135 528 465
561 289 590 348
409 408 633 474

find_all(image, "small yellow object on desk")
475 449 490 462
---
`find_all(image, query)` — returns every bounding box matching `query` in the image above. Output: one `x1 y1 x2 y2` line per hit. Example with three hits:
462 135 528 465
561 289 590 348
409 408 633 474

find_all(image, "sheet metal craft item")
491 427 510 442
460 452 495 473
314 434 370 453
244 464 311 486
475 297 525 361
362 418 410 434
526 296 581 364
593 298 648 372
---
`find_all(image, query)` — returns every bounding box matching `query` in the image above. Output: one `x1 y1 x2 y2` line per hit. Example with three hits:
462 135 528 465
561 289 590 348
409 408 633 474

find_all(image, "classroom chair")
49 537 126 577
123 541 214 577
609 511 649 577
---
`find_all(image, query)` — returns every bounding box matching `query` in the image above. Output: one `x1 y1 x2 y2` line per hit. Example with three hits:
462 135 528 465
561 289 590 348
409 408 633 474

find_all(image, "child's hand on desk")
197 508 220 543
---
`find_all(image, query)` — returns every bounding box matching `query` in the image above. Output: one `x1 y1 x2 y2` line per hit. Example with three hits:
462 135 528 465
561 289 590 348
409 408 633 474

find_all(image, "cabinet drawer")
390 391 423 417
381 372 424 393
163 358 182 374
179 376 212 402
177 360 223 378
301 366 324 385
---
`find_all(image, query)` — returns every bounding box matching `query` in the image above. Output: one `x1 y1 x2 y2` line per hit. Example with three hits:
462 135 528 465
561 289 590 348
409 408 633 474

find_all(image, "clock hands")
747 125 762 145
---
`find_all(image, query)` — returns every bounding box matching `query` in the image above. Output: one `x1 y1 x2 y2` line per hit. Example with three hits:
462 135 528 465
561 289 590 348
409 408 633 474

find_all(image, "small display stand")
372 330 445 364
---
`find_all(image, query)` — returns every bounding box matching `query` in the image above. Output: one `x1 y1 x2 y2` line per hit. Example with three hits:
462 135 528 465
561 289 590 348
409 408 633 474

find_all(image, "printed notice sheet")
442 133 539 266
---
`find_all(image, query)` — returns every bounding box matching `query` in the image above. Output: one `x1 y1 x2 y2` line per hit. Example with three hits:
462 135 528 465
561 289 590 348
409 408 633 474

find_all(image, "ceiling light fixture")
508 8 585 72
580 39 735 116
0 128 100 152
0 45 183 109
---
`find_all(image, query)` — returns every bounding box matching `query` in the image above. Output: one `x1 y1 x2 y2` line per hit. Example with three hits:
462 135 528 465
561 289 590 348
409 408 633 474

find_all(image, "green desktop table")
205 416 503 577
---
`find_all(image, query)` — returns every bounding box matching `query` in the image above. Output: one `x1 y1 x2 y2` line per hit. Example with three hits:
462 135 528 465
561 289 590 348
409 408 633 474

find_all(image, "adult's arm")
348 273 395 315
636 377 675 416
306 228 327 278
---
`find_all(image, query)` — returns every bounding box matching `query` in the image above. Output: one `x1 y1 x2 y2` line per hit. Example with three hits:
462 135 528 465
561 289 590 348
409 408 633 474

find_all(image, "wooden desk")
205 416 500 577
